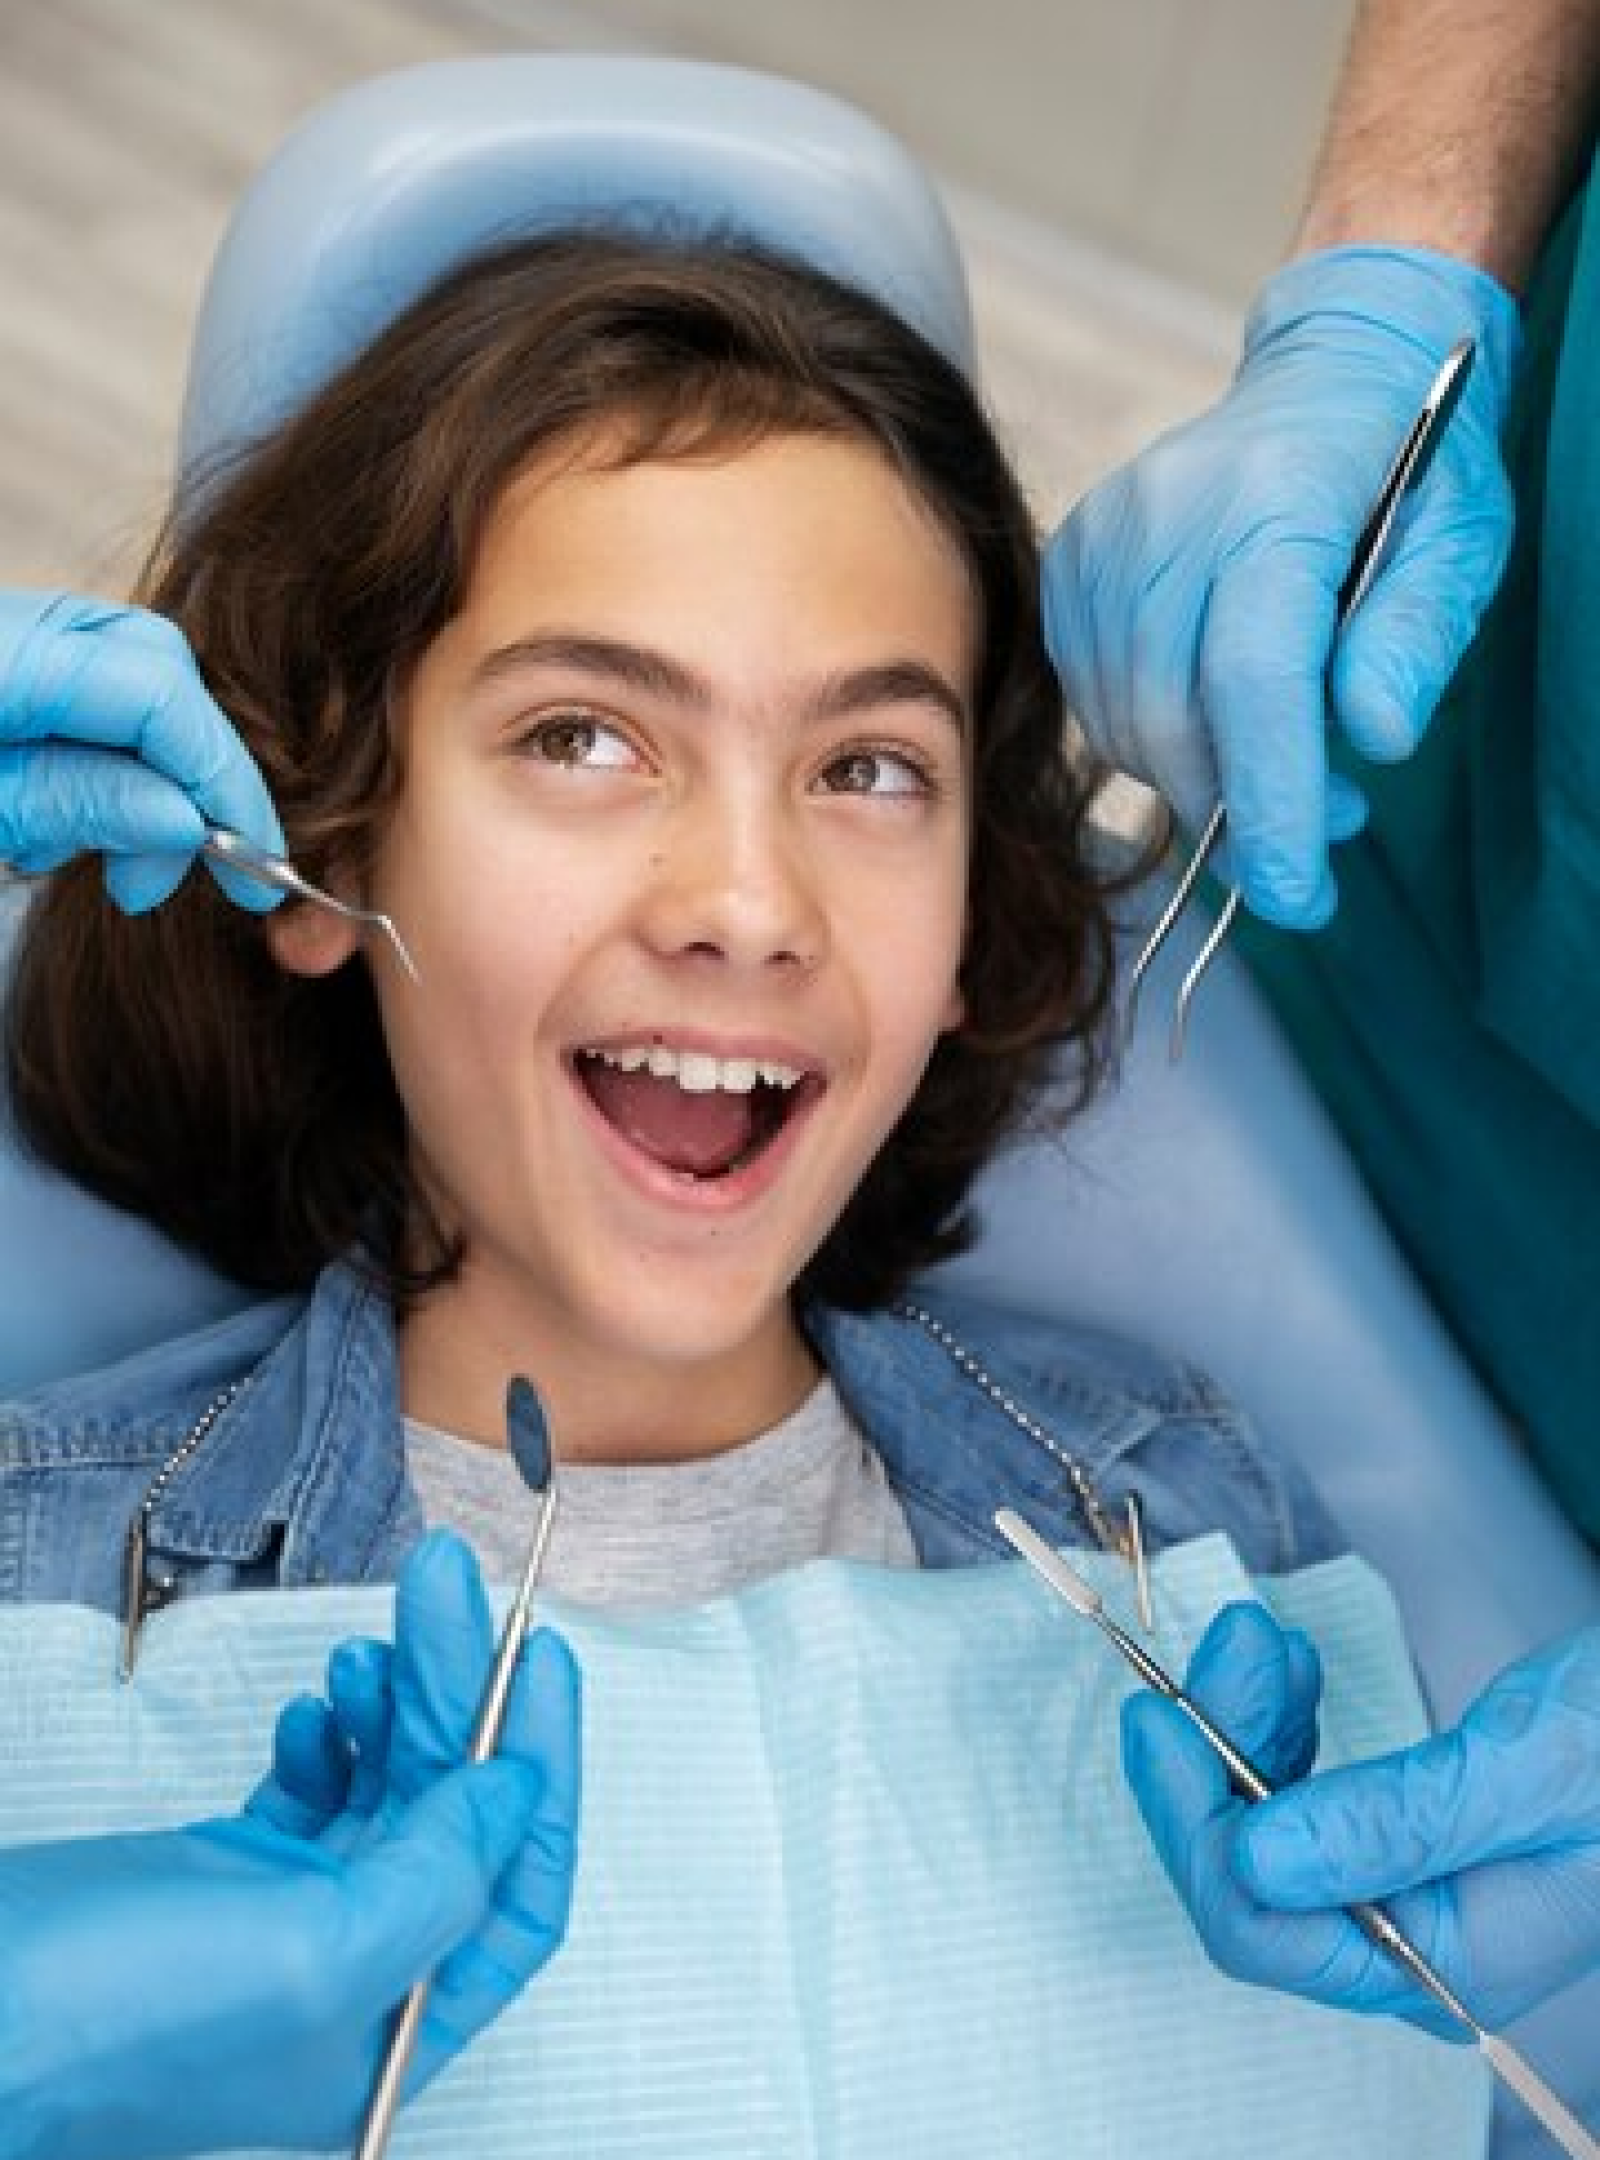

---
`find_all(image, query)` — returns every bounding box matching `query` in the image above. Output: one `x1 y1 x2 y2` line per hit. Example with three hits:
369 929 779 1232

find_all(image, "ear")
265 900 361 978
939 978 966 1034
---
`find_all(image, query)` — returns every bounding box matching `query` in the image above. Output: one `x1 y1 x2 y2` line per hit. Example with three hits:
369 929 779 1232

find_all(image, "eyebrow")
469 633 969 734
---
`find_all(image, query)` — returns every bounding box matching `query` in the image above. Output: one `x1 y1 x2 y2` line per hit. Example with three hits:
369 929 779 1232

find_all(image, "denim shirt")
0 1257 1340 1622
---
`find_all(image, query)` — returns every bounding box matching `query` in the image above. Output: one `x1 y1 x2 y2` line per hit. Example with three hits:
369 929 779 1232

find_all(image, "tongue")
582 1063 759 1176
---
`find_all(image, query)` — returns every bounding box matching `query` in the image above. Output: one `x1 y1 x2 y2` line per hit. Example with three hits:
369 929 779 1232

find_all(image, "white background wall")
482 0 1361 304
0 0 1360 585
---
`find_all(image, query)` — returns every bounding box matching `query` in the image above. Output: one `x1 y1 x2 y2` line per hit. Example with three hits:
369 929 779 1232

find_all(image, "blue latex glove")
0 1531 582 2160
0 589 284 912
1122 1603 1600 2038
1043 247 1522 926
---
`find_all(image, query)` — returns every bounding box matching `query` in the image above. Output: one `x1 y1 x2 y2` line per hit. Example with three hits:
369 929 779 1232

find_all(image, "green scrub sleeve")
1240 149 1600 1541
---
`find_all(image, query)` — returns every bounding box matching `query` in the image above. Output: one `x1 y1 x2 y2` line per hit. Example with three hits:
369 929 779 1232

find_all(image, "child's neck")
396 1279 823 1467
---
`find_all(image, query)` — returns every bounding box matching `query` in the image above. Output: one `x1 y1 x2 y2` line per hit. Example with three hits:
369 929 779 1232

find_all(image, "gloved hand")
253 1527 577 1869
1122 1603 1600 2038
1043 246 1522 926
0 589 284 912
0 1531 582 2160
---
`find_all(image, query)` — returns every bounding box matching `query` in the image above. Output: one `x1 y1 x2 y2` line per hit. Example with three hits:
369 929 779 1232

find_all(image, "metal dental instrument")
1125 337 1477 1063
994 1506 1600 2160
355 1377 559 2160
201 826 420 983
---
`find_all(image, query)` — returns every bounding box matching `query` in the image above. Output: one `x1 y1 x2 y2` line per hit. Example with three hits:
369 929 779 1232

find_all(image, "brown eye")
818 748 932 797
519 713 638 770
533 717 597 764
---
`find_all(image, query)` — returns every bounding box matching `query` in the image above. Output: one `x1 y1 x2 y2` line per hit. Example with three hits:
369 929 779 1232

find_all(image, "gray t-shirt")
404 1376 917 1607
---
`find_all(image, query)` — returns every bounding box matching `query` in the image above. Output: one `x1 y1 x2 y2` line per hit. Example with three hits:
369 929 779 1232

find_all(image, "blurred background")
0 0 1357 587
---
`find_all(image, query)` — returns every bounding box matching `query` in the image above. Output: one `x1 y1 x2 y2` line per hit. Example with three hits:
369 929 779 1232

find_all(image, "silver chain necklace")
119 1379 246 1681
897 1301 1151 1624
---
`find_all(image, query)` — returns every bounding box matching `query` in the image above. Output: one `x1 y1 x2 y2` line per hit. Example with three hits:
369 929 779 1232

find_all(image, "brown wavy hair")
7 228 1130 1311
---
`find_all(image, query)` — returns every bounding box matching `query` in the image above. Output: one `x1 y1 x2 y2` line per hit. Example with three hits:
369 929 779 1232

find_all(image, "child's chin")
580 1258 798 1365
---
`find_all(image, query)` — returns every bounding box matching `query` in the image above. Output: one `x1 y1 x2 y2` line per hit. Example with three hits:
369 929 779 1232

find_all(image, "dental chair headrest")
178 55 975 486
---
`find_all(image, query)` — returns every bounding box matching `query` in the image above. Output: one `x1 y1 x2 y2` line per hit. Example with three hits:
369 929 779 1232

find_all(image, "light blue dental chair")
2 59 1596 2152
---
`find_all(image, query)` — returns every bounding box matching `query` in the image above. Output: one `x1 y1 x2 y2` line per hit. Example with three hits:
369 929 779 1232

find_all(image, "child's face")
281 429 975 1407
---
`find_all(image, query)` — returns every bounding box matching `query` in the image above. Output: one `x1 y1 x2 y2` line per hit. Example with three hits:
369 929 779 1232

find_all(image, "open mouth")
572 1044 821 1183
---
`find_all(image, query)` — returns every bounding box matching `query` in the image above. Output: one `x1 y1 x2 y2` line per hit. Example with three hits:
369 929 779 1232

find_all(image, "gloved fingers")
1122 616 1225 839
0 742 204 870
416 1820 580 2067
1237 1733 1480 1910
1121 1683 1233 1893
1043 502 1200 803
1242 1634 1600 1908
0 594 284 912
386 1529 498 1794
1189 777 1366 924
22 601 283 844
244 1638 397 1849
414 1632 583 2070
338 1757 550 2018
1039 507 1105 743
327 1638 396 1823
1450 1850 1600 2028
1324 772 1369 845
494 1627 583 1816
247 1693 354 1839
0 733 271 918
415 1629 583 2053
1181 1602 1324 1789
1121 1690 1460 2030
416 1898 570 2071
1198 548 1342 929
1045 486 1229 833
92 623 283 870
449 1630 583 1956
199 855 287 915
1328 471 1514 764
1045 431 1374 862
102 851 198 913
1122 1691 1362 1989
1454 1624 1600 1845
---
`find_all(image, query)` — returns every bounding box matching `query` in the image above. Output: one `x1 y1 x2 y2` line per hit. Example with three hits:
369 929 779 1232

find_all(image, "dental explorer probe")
994 1507 1600 2160
200 825 421 983
355 1378 559 2160
1127 336 1475 1060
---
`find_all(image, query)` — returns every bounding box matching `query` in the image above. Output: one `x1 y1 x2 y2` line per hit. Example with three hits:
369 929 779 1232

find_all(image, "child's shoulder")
812 1288 1342 1573
0 1293 299 1459
924 1286 1234 1417
818 1285 1237 1426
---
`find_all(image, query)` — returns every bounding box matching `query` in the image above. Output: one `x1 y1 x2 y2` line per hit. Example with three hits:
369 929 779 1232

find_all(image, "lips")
568 1038 825 1196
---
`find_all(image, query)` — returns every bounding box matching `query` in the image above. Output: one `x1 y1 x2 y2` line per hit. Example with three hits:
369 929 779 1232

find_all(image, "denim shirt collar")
147 1260 413 1585
807 1295 1184 1564
131 1264 1199 1580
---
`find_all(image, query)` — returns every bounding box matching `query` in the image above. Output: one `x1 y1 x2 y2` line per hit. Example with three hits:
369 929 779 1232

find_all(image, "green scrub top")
1240 154 1600 1543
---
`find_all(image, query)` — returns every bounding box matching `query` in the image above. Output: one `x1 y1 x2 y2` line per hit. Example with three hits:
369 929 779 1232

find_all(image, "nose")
638 789 827 974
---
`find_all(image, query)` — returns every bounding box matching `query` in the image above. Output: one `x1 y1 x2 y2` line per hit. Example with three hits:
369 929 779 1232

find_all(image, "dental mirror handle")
353 1490 558 2160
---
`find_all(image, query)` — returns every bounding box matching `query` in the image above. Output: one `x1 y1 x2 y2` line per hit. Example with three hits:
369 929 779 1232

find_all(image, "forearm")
1295 0 1600 291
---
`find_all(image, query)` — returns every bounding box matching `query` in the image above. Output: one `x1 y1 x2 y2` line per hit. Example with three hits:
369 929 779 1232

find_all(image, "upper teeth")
585 1045 805 1094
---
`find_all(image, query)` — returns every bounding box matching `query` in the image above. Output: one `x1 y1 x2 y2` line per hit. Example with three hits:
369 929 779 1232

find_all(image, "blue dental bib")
0 1537 1488 2157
